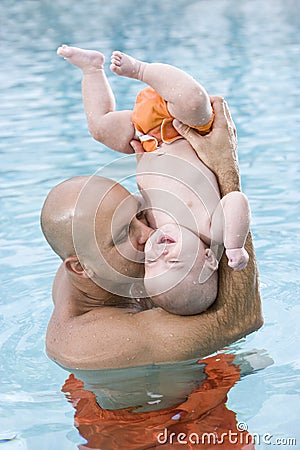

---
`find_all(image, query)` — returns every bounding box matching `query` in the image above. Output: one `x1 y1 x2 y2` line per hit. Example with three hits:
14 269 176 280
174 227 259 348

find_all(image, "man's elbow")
232 310 264 343
250 311 264 333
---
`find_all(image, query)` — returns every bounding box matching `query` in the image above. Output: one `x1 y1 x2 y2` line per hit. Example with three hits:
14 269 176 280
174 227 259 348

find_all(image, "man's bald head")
40 176 119 261
41 175 152 295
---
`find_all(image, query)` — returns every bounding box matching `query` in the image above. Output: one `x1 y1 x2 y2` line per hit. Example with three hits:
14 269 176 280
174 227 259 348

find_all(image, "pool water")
0 0 299 448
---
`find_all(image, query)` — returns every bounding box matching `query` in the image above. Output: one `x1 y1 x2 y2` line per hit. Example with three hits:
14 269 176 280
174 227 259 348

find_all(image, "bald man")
42 97 263 370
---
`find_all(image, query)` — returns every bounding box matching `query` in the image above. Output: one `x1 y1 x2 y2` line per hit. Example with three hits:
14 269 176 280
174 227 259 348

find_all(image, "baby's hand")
226 248 249 270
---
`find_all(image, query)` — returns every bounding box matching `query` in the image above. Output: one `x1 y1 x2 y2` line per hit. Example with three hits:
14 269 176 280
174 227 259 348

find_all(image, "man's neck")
77 287 152 312
58 265 153 314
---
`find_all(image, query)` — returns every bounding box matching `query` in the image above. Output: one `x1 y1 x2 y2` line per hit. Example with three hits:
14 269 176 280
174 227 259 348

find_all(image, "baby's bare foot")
57 45 105 72
110 51 146 80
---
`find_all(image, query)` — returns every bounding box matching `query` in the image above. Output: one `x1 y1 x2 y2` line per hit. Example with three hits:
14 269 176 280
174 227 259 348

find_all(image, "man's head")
40 176 153 294
144 223 218 315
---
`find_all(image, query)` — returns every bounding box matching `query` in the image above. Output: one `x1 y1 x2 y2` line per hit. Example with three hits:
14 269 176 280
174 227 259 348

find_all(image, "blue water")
0 0 299 448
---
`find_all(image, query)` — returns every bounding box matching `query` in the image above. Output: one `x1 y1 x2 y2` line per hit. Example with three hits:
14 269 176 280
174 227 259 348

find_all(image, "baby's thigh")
98 110 135 153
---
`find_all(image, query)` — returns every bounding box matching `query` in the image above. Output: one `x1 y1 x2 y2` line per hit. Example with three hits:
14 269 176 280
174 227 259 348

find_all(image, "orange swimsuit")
62 353 254 450
131 87 214 152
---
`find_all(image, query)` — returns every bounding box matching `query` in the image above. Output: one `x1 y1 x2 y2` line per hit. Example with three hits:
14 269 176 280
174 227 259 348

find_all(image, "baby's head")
144 223 218 315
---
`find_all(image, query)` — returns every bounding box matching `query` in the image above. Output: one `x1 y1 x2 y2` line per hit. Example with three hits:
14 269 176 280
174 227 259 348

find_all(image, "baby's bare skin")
56 45 249 272
110 51 146 80
57 46 145 80
57 45 105 72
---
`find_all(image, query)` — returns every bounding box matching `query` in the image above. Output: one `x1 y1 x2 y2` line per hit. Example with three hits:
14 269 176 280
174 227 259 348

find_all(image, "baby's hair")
146 269 218 316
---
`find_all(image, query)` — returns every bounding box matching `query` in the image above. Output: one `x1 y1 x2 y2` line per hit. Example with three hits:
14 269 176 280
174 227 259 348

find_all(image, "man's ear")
64 256 93 278
204 248 219 272
198 249 218 284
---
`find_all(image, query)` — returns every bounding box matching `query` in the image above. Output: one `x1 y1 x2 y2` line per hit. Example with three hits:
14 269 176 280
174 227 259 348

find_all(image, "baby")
57 45 250 315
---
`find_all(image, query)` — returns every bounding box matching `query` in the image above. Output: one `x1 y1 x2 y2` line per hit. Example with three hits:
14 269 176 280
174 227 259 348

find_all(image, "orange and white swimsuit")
62 353 254 450
131 87 214 152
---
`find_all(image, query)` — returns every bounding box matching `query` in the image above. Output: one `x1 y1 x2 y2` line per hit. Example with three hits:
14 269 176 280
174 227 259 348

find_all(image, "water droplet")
147 399 161 405
147 391 163 398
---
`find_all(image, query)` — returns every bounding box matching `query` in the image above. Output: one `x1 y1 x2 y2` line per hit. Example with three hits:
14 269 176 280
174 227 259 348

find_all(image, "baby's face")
144 223 206 295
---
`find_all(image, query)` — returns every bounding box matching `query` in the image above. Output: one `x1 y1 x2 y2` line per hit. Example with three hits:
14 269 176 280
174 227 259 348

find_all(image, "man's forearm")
216 165 241 196
212 232 263 331
138 234 263 365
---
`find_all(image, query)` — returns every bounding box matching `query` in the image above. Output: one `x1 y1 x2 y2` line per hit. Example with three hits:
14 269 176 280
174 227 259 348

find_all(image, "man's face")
72 180 152 295
95 185 152 280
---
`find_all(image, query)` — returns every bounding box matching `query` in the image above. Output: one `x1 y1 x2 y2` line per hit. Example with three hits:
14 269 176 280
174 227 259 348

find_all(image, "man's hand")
173 96 241 196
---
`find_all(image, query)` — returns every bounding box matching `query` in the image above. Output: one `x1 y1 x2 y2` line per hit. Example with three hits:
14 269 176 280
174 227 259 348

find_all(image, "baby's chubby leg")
57 45 105 72
110 51 212 128
57 45 135 153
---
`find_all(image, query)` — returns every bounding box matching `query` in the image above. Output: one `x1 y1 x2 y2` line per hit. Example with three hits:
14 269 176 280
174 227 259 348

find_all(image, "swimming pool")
0 0 299 448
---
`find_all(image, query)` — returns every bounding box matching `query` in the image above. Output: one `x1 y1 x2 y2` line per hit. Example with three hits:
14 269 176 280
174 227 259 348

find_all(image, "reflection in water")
62 352 272 449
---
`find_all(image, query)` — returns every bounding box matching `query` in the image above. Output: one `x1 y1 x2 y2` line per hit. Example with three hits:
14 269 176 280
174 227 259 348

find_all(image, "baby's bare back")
136 139 221 243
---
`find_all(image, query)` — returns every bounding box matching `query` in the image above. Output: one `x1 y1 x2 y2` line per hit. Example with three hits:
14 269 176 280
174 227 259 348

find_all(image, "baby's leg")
57 45 135 153
110 51 212 127
57 44 105 72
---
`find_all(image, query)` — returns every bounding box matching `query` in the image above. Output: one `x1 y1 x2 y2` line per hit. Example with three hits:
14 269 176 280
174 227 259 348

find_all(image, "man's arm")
47 237 262 370
173 96 241 196
172 96 263 340
47 235 262 370
138 97 262 365
136 230 262 365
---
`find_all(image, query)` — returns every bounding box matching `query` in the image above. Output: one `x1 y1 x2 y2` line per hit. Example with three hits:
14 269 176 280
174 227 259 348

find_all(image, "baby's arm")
211 191 250 270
